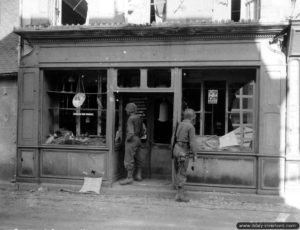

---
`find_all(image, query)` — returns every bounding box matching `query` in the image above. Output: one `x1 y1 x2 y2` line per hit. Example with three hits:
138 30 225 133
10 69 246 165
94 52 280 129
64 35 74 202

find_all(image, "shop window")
147 69 171 88
231 0 241 22
117 69 140 88
43 69 107 146
61 0 87 25
182 69 256 152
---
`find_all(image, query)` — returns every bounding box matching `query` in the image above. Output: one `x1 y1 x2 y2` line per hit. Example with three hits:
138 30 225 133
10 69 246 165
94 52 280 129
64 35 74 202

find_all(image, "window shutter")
240 0 258 21
48 0 61 26
18 68 39 146
259 67 286 155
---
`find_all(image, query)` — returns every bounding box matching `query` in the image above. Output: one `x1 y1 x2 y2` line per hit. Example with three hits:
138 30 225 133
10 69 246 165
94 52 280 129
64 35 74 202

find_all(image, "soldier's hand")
193 155 197 162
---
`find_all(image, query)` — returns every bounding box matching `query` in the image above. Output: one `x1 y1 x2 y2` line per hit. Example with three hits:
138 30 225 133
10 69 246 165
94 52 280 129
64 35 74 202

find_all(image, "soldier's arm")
189 126 197 160
126 117 134 142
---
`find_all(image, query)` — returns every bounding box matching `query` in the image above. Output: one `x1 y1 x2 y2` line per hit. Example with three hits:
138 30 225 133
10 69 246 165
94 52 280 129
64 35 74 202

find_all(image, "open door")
115 93 173 181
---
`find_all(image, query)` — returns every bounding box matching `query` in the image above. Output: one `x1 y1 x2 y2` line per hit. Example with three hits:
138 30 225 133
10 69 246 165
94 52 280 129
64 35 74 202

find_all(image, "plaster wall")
0 0 19 40
0 77 17 181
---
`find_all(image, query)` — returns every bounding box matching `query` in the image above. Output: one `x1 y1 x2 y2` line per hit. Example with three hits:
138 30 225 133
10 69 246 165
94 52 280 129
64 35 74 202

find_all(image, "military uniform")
173 117 196 202
174 119 196 188
120 103 144 185
124 114 143 172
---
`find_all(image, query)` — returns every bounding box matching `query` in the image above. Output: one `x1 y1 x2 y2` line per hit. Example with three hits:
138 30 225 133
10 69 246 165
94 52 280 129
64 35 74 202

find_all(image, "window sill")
196 151 286 158
40 144 109 151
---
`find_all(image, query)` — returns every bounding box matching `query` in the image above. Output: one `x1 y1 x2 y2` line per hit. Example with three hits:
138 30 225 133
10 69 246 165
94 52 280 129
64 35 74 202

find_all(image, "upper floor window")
61 0 88 25
231 0 241 22
21 0 259 27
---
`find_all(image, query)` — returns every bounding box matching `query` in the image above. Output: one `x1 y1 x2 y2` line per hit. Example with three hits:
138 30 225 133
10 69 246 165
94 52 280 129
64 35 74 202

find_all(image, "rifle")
170 122 179 159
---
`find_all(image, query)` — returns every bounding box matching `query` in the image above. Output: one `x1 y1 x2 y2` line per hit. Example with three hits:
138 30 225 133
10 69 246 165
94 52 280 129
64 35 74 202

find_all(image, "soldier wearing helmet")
172 108 197 202
120 102 143 185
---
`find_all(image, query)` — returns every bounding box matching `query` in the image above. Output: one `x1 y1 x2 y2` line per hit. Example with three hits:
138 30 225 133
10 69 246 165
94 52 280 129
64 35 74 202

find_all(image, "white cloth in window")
158 100 168 122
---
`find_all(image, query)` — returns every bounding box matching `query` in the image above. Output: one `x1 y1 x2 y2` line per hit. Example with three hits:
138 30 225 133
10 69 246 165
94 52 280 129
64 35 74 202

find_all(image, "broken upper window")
150 0 167 23
165 0 258 23
231 0 241 22
21 0 259 27
61 0 88 25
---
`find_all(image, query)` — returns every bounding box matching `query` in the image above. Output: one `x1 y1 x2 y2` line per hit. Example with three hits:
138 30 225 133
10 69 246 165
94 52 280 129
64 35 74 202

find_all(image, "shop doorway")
115 93 173 180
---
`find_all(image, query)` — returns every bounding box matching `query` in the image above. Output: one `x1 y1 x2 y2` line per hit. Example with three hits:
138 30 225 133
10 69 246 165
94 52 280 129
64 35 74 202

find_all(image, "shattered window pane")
43 69 107 146
182 69 256 153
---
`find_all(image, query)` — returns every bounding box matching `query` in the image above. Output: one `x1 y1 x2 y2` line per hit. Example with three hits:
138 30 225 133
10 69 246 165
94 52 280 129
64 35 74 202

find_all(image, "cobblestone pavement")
0 182 299 230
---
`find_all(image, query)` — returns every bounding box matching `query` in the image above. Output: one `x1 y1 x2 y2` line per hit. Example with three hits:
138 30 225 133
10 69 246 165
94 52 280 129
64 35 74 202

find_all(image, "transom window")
116 68 172 89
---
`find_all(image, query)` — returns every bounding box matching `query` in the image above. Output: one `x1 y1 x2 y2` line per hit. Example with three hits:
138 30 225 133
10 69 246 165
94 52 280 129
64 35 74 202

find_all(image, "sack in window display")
193 135 220 152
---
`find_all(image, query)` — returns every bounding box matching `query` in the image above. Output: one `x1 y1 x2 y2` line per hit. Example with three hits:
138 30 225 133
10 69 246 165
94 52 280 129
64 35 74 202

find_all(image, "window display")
43 70 107 146
182 69 256 152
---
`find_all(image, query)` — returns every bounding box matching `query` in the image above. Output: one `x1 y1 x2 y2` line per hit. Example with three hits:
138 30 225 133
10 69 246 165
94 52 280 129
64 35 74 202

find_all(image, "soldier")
172 108 197 202
120 102 143 185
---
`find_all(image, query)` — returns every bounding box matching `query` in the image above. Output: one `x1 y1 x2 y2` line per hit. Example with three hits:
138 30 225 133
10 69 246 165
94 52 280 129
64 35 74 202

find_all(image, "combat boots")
175 187 190 202
119 169 133 185
134 167 143 181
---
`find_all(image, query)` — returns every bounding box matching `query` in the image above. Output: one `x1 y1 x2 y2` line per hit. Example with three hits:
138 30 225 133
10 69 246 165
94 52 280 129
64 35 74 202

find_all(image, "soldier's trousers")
124 136 142 171
174 156 189 189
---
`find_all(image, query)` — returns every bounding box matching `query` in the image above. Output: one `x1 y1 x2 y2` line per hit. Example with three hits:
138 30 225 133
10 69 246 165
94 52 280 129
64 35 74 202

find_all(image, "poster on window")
208 90 218 104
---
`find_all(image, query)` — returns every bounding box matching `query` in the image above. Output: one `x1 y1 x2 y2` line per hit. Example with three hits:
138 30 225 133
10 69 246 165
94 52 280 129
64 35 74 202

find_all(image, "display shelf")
47 90 107 95
48 107 106 111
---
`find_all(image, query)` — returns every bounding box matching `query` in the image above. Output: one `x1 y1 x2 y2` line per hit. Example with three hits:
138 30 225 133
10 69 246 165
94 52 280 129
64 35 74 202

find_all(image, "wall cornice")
14 23 289 43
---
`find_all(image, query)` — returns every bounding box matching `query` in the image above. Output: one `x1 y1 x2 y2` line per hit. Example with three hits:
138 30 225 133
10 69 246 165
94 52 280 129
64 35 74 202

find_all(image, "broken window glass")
61 0 87 25
231 0 241 22
182 69 256 152
43 69 107 146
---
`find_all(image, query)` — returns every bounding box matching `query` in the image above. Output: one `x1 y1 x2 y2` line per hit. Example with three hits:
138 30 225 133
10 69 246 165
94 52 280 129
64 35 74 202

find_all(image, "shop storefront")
15 23 289 194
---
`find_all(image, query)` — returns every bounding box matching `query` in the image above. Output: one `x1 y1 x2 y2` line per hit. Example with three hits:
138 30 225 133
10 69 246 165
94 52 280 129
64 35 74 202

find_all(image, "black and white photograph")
0 0 300 229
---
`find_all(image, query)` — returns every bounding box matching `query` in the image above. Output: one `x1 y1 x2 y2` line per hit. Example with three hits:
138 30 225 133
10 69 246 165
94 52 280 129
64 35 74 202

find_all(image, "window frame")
182 68 258 153
113 68 174 93
41 68 108 147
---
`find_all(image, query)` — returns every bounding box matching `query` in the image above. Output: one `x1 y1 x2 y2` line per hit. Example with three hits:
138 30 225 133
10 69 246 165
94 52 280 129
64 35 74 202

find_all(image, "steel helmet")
125 102 137 113
183 108 196 120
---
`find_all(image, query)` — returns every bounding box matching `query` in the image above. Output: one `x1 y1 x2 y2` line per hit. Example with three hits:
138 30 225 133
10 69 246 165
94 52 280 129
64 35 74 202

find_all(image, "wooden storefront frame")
15 24 289 193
